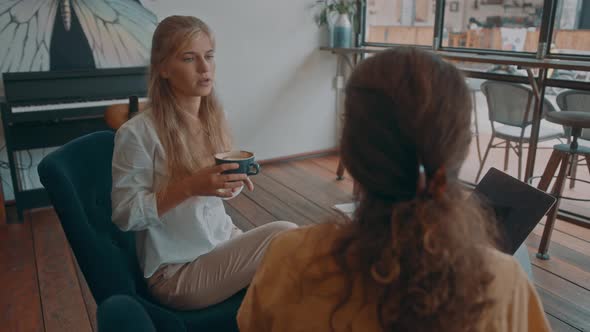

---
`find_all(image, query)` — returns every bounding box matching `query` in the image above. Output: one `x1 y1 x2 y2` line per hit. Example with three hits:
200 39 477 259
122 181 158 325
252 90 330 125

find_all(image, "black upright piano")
0 67 148 222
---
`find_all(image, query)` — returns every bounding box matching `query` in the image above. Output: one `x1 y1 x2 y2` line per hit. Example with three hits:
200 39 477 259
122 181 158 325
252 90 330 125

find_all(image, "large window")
365 0 436 45
363 0 590 57
441 0 544 52
550 0 590 57
360 1 590 221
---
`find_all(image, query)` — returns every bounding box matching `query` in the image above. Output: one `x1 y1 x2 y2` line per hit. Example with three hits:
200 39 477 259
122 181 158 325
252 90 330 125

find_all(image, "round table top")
545 111 590 128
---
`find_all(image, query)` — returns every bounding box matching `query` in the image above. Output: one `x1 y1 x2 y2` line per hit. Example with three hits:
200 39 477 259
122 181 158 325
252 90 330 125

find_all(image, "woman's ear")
158 63 170 79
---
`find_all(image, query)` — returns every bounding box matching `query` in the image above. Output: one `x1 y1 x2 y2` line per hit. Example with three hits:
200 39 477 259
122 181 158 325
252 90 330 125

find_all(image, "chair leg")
336 158 345 180
586 154 590 176
475 130 483 164
476 135 495 183
569 156 579 189
504 141 510 172
472 91 483 163
538 150 563 191
537 152 569 260
517 141 523 181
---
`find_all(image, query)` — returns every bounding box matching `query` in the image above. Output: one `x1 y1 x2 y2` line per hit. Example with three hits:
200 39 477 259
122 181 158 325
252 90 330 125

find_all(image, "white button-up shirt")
111 112 233 278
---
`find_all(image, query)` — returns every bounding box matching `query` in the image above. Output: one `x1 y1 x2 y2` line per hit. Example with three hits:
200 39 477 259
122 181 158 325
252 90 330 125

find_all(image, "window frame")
359 0 590 62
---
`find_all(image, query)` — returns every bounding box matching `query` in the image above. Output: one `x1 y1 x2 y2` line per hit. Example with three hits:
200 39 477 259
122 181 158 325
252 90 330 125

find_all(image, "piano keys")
11 97 148 114
1 67 148 222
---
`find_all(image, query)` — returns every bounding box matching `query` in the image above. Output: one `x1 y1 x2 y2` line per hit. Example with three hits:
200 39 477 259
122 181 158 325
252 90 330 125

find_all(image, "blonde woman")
111 15 296 310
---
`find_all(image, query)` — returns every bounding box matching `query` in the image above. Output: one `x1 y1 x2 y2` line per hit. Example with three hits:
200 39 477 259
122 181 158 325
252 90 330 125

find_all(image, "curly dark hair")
329 47 498 331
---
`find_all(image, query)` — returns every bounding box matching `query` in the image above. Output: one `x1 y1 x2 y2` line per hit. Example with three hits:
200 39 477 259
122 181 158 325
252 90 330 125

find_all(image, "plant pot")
331 13 352 48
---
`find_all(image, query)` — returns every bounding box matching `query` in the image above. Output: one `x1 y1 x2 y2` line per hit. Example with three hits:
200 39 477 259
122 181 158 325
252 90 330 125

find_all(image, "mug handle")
248 163 260 176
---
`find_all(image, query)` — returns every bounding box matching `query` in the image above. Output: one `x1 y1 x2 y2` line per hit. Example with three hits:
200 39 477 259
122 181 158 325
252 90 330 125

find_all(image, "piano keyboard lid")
2 67 149 106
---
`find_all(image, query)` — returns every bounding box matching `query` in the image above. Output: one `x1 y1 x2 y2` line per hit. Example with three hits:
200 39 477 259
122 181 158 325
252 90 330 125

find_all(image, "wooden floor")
1 155 589 331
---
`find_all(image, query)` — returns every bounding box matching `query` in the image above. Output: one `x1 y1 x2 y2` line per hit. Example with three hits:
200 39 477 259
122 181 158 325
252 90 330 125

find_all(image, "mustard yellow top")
237 223 551 332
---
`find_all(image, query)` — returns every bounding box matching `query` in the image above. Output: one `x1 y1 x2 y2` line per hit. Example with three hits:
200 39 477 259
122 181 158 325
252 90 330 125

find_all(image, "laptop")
334 167 556 256
472 167 556 255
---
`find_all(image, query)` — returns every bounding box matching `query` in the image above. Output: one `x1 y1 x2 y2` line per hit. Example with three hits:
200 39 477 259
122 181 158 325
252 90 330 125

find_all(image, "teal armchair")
98 294 169 332
38 131 244 332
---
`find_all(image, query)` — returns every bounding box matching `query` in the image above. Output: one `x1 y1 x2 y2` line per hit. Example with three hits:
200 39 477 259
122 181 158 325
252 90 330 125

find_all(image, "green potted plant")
312 0 363 48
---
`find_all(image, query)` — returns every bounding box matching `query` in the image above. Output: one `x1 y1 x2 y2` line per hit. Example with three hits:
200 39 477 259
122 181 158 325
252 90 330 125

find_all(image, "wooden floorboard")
533 224 590 257
263 162 353 211
539 219 590 244
224 203 256 231
293 159 354 194
527 246 590 292
310 155 351 180
242 178 316 226
533 266 590 331
533 266 590 312
536 285 590 331
73 255 97 332
526 233 590 275
0 219 43 332
2 155 589 331
225 194 276 227
31 209 93 332
546 313 583 332
250 172 337 223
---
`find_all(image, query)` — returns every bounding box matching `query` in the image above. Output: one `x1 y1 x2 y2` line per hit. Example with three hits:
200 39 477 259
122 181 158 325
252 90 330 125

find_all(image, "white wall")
0 0 338 200
147 0 338 159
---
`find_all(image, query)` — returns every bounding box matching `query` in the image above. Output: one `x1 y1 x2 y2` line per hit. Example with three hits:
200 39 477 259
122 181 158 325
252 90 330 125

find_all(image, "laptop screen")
471 168 556 255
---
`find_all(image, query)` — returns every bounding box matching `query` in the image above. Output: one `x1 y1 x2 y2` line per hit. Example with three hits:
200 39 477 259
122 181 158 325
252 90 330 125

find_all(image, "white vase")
331 13 352 48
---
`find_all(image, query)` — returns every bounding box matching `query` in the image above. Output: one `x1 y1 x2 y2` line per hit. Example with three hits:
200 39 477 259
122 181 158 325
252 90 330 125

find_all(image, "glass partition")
359 0 590 221
362 0 590 59
365 0 436 45
440 0 544 52
550 0 590 56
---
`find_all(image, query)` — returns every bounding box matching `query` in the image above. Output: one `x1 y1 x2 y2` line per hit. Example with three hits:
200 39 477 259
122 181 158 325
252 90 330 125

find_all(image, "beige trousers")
147 221 297 310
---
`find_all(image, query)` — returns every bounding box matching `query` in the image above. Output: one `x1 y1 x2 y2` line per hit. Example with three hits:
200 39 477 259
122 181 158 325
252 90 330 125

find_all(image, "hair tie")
427 166 447 200
416 162 447 200
417 163 427 196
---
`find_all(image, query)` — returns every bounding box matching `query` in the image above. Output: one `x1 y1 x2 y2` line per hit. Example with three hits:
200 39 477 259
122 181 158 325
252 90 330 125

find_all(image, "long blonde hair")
148 15 231 180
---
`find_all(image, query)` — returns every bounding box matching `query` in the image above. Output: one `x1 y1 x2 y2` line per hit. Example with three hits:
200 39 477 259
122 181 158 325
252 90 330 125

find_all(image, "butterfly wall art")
0 0 157 73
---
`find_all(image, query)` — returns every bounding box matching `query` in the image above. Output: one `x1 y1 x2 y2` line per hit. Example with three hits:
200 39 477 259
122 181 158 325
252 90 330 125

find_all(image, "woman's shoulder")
116 111 158 143
486 248 519 269
265 223 342 263
482 249 551 330
118 110 154 132
273 222 340 245
484 248 531 300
